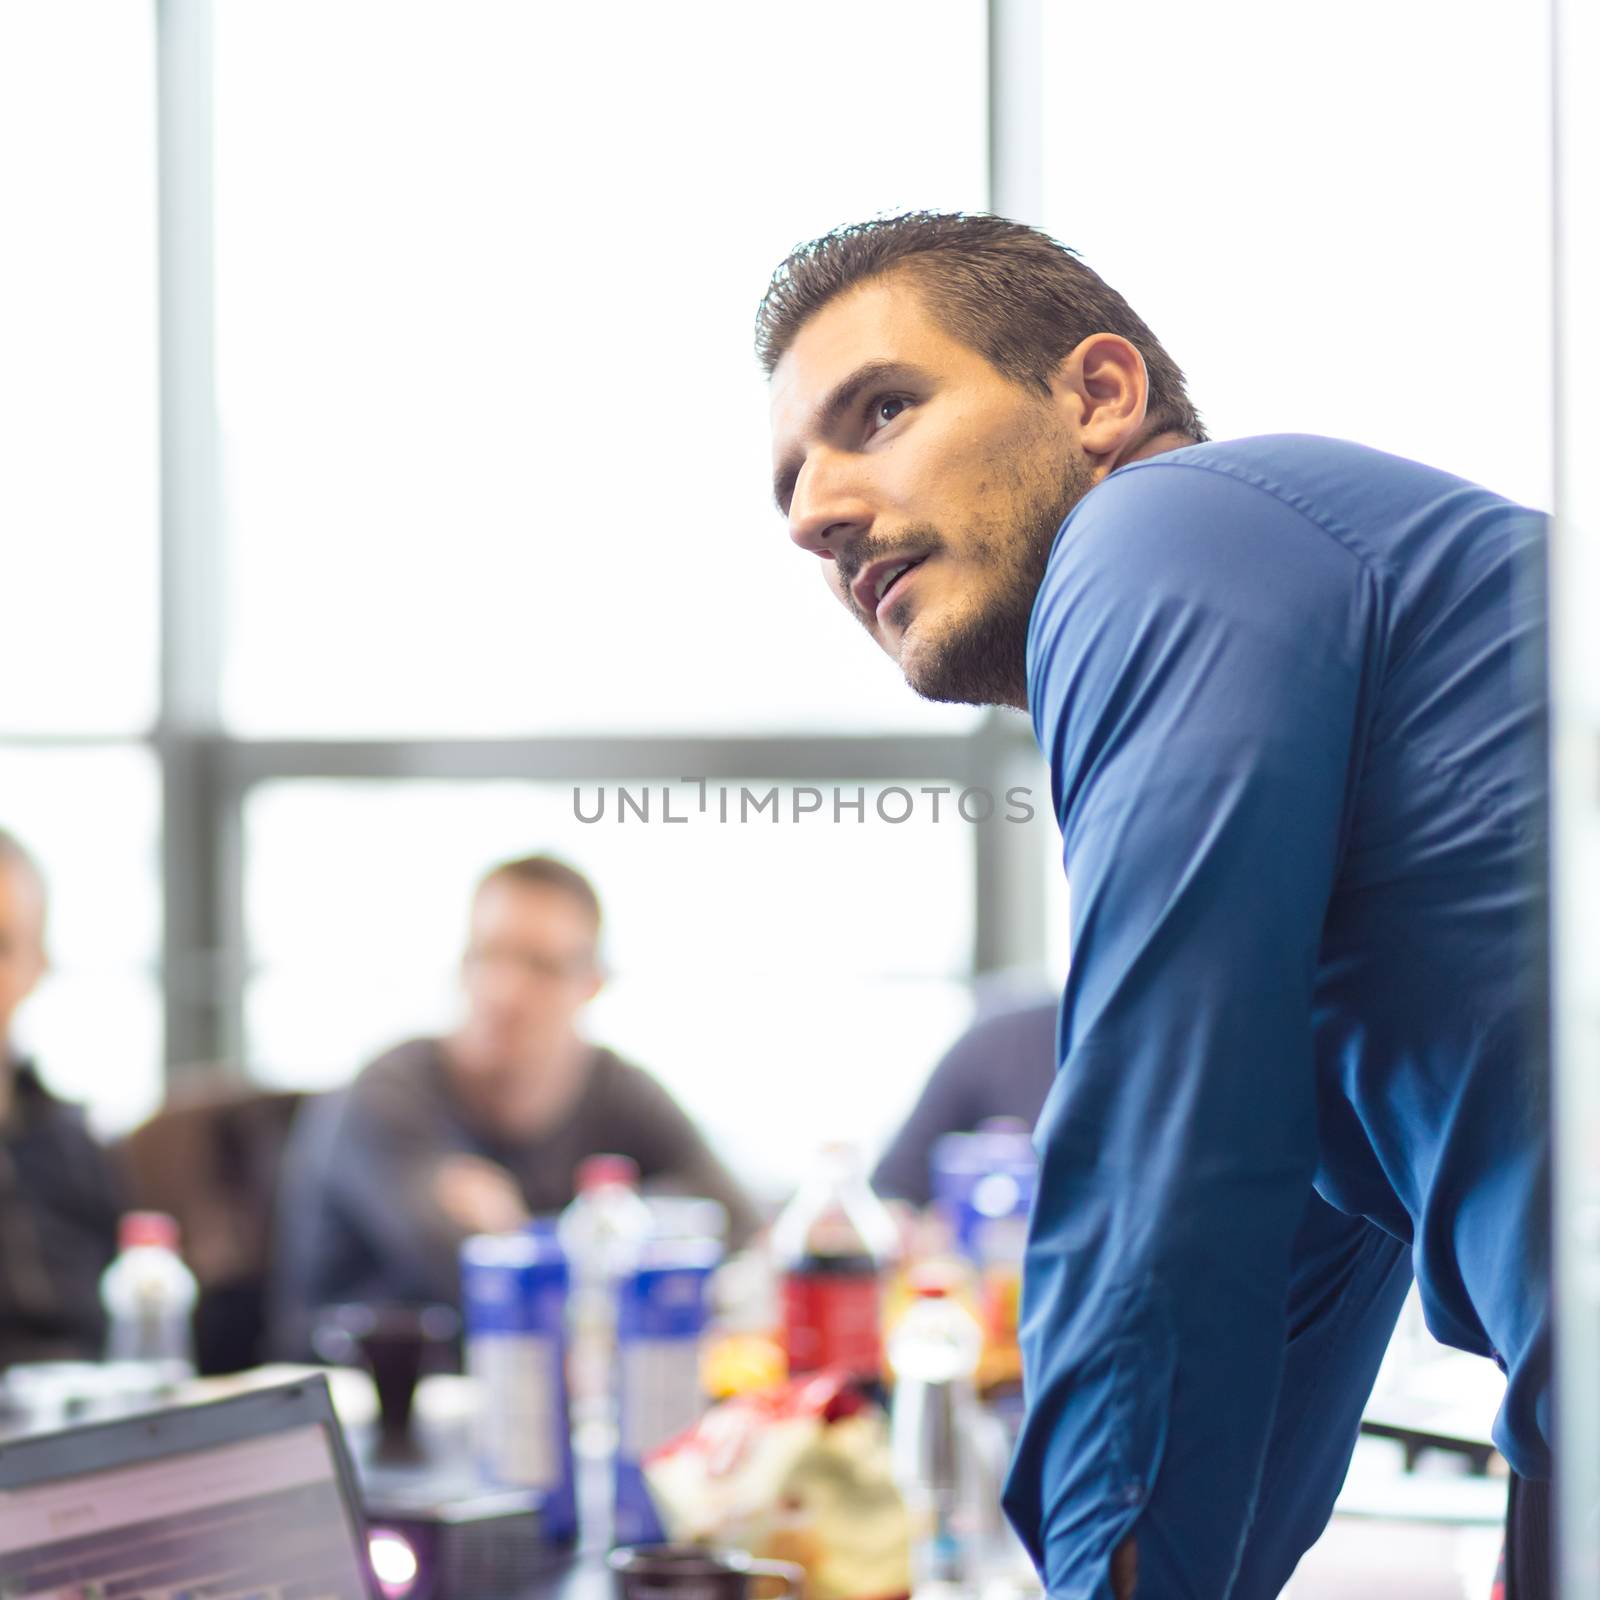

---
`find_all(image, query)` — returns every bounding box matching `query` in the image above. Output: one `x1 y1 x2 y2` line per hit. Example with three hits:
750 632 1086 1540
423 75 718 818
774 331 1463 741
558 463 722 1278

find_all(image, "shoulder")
345 1037 451 1115
1041 436 1380 597
942 997 1056 1066
11 1064 93 1137
1027 438 1378 693
586 1045 673 1108
1039 433 1517 601
928 999 1058 1115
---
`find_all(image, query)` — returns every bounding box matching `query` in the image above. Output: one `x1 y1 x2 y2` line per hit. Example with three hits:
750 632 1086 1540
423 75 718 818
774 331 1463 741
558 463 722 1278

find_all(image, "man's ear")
1054 332 1151 468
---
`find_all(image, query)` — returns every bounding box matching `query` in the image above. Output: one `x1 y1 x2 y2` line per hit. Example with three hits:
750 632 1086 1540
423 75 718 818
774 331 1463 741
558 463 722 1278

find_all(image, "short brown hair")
755 211 1206 444
477 854 601 933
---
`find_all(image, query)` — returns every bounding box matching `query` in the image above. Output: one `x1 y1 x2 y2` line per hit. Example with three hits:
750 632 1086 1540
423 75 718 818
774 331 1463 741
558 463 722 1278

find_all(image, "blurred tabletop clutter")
0 1118 1052 1600
0 848 1512 1597
0 1107 1515 1600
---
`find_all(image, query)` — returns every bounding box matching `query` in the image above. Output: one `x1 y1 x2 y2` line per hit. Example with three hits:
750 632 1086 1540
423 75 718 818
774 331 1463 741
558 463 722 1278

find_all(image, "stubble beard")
899 447 1098 710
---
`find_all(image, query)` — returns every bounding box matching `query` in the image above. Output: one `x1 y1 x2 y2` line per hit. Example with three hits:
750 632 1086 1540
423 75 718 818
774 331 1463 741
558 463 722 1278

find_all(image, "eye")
870 393 911 431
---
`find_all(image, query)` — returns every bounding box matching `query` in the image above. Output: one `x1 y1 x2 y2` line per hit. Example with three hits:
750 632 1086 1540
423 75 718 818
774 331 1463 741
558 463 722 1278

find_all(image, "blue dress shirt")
1004 435 1550 1598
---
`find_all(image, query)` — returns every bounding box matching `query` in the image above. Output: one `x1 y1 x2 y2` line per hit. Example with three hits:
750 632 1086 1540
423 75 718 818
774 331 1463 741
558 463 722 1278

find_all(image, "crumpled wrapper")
644 1371 912 1600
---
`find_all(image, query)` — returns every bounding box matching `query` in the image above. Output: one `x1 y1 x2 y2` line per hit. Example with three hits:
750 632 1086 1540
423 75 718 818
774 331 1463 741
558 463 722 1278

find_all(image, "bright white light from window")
0 747 162 1134
0 2 158 735
241 778 977 1191
214 1 988 738
1041 0 1552 511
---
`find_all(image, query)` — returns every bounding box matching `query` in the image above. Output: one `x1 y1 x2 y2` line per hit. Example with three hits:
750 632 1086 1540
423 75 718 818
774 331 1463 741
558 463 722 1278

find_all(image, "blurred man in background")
273 854 757 1354
872 993 1055 1206
0 829 122 1368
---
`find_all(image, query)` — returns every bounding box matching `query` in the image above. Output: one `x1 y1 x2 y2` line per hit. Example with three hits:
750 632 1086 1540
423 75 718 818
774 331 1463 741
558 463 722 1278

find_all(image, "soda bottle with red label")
772 1141 900 1401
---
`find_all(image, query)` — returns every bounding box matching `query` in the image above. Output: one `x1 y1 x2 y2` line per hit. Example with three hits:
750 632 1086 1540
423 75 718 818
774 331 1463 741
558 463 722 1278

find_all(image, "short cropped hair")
477 854 601 935
755 211 1206 444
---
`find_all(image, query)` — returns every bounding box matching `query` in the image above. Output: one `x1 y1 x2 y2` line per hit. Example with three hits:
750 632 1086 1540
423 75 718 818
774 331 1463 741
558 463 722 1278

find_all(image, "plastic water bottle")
99 1211 199 1387
556 1155 653 1428
889 1269 1006 1597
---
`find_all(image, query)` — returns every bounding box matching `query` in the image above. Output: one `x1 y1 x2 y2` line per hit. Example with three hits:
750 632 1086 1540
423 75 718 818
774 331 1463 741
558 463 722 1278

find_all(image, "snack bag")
644 1370 912 1600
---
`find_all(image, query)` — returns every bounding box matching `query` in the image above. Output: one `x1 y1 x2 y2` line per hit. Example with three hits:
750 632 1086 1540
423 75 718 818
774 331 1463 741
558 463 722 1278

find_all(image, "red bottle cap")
576 1154 640 1192
119 1211 180 1251
908 1260 962 1299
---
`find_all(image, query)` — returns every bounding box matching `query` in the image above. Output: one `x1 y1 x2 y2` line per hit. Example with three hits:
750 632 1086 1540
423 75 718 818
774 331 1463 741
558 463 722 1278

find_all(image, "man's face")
0 860 46 1050
454 879 601 1084
769 276 1095 708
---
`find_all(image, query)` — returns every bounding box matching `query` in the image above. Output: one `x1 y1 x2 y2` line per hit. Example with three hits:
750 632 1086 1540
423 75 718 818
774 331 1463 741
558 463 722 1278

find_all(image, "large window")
212 0 989 738
5 1 1020 1161
1041 0 1552 510
0 748 163 1134
244 778 979 1194
195 0 1009 1190
0 2 160 737
0 2 161 1134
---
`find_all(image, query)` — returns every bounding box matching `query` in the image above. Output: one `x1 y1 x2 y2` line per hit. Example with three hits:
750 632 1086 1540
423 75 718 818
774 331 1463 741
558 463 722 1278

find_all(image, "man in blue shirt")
759 213 1550 1598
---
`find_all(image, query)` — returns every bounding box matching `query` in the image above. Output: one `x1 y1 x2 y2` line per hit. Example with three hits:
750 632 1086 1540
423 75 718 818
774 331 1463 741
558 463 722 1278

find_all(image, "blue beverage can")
613 1237 721 1544
931 1120 1037 1267
460 1230 577 1542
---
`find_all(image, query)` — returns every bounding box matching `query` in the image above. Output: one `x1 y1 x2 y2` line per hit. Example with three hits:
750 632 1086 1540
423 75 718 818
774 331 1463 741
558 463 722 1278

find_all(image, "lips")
874 560 918 605
851 554 928 624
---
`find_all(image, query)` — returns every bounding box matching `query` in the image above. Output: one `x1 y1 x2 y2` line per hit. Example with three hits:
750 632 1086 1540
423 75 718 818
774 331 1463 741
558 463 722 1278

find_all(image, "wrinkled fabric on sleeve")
1005 460 1384 1597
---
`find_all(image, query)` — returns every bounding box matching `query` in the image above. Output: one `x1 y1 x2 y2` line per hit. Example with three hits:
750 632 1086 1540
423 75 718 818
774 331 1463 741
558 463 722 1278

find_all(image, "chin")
896 610 1028 710
899 644 982 707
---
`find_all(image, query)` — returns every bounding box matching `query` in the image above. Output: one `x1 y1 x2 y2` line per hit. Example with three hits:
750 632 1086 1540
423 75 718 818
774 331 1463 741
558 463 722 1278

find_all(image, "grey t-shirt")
272 1036 758 1356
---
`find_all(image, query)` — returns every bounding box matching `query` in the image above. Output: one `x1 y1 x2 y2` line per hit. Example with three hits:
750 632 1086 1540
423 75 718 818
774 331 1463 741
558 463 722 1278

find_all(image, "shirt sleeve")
1002 460 1382 1598
319 1061 477 1304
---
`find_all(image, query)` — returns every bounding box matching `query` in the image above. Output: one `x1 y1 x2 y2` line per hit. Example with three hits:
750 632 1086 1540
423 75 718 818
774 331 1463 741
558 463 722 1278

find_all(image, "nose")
468 955 526 1013
787 452 872 559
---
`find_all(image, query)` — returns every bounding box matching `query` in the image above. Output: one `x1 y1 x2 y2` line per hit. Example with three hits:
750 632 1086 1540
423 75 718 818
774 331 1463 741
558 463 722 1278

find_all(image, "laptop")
0 1375 378 1599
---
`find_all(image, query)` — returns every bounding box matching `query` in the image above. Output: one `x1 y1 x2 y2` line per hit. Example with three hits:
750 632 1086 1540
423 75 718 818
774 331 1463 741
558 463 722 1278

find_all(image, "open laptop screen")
0 1417 370 1598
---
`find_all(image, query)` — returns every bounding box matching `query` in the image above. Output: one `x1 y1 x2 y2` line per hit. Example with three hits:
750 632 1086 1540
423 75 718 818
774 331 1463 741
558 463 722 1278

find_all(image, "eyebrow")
772 359 922 516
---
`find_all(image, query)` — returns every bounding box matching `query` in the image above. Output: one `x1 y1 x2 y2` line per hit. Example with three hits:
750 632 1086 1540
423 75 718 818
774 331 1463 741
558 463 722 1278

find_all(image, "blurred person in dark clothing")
273 854 758 1355
0 829 122 1368
872 994 1056 1206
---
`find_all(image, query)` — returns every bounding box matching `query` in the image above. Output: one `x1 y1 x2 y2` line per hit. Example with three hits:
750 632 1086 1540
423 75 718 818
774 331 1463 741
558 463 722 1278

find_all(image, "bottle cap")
908 1260 962 1299
119 1211 180 1251
576 1153 640 1192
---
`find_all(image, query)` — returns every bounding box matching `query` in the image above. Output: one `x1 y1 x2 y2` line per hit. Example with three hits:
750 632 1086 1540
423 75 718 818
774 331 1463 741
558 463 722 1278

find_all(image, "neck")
1111 428 1198 473
989 429 1199 715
